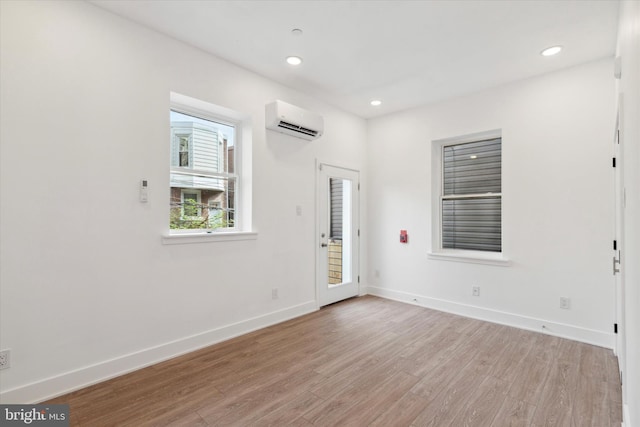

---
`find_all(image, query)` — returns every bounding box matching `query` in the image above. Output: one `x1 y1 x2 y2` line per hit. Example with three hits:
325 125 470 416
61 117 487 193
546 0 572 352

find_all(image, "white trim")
0 300 316 404
613 94 627 412
365 286 615 349
170 167 235 180
433 128 502 146
623 404 631 427
170 92 245 128
162 231 257 245
315 158 361 174
427 250 511 266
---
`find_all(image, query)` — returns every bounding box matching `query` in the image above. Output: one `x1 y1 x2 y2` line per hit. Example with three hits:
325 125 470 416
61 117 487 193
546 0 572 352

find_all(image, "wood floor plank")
42 296 622 427
397 316 454 359
578 342 608 383
449 375 509 427
410 367 488 426
198 368 326 426
401 323 470 377
490 397 537 427
571 376 611 427
607 376 624 426
409 322 499 399
310 340 407 400
332 371 420 426
369 391 430 427
302 384 362 425
313 330 400 377
142 409 209 427
487 328 536 383
604 348 620 384
251 392 325 426
507 333 560 406
530 358 579 427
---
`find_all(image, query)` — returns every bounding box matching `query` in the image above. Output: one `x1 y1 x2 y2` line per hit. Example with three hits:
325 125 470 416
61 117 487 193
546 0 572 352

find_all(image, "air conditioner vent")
266 100 324 141
277 121 319 137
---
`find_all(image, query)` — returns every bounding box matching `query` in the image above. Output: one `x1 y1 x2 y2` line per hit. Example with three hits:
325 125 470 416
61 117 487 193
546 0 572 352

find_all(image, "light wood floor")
46 296 622 426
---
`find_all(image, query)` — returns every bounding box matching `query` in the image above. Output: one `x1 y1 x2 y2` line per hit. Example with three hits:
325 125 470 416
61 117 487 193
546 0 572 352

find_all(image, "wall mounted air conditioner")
266 100 324 141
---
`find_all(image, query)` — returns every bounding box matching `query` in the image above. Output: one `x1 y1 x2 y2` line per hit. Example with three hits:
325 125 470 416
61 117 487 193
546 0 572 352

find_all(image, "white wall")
366 58 616 347
0 0 628 410
0 0 367 402
617 2 640 426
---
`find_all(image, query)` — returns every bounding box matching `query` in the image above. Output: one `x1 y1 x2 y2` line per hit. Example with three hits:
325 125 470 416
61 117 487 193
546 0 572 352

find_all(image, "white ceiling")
91 0 619 119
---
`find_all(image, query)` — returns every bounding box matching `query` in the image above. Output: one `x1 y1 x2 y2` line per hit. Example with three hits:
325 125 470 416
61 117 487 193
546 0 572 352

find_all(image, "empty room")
1 1 639 426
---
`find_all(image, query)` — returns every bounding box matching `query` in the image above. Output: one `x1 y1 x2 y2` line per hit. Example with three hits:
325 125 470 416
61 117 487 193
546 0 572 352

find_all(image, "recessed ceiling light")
370 100 382 106
541 46 563 57
286 56 303 66
470 155 478 159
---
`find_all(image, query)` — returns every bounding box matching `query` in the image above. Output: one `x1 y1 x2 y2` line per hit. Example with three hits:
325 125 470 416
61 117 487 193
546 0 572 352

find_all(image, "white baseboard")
622 403 631 427
0 301 317 404
366 286 614 349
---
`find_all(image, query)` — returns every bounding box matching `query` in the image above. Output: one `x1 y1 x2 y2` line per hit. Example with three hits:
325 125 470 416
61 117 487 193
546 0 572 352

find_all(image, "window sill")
428 250 511 267
162 231 258 245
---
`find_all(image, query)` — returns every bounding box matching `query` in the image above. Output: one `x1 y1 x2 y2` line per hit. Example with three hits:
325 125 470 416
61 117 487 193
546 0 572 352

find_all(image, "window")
431 130 504 260
181 190 201 219
177 135 190 167
169 105 237 232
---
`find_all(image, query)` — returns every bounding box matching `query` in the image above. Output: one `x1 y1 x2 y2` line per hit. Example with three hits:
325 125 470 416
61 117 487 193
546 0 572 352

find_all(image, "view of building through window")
169 110 236 231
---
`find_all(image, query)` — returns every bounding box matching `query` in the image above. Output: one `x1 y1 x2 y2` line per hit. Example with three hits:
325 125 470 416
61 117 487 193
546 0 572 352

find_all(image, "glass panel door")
317 164 359 306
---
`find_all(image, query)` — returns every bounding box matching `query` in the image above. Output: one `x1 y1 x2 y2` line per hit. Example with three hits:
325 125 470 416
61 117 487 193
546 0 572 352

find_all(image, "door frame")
613 95 626 400
315 160 360 308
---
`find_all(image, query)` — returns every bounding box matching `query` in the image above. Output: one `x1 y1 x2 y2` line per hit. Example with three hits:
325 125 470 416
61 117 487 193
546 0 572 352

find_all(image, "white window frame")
163 92 256 245
429 129 510 266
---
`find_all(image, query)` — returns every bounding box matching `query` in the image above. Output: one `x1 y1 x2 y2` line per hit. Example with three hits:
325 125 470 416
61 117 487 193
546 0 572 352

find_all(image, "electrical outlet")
560 297 570 309
472 286 480 297
272 288 279 300
0 349 10 370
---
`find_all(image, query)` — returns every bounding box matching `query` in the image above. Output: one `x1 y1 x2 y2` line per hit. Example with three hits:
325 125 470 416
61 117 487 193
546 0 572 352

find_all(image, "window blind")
330 178 343 239
442 138 501 252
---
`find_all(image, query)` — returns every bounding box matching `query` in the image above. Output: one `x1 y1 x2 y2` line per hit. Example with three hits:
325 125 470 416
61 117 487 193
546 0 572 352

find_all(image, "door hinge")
613 157 616 167
358 276 360 283
614 323 618 334
358 229 360 237
613 240 617 250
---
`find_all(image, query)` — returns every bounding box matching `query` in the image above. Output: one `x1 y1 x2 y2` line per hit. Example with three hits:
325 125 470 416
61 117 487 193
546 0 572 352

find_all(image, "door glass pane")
328 178 352 286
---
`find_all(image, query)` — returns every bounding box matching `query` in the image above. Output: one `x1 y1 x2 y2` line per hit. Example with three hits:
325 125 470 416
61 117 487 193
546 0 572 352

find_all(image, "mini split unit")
266 100 324 141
